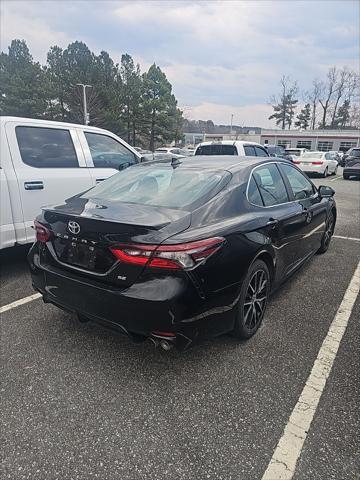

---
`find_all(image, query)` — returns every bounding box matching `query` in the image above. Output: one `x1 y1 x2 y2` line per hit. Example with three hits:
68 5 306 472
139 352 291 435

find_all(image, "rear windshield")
195 144 237 155
350 149 360 157
302 152 323 159
286 149 301 155
81 165 230 210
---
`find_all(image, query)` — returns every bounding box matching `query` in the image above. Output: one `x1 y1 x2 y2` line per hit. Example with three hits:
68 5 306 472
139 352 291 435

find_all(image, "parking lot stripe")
329 176 342 182
262 261 360 480
333 235 360 242
0 293 42 315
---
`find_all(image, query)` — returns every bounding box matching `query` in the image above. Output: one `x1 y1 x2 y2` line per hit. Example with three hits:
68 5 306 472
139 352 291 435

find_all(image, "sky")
1 0 359 127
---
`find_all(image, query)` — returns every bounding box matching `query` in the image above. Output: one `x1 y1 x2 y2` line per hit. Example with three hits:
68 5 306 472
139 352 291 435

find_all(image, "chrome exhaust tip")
159 339 173 351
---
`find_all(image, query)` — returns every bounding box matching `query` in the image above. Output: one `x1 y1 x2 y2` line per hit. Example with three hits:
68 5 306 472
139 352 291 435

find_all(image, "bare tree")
304 79 322 130
330 68 353 127
318 66 338 128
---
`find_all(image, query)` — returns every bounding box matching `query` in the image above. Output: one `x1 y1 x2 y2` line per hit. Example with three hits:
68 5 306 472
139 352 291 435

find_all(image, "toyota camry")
28 156 336 350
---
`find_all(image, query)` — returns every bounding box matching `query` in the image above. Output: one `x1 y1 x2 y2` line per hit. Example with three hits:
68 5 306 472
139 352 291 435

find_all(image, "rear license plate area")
53 238 114 273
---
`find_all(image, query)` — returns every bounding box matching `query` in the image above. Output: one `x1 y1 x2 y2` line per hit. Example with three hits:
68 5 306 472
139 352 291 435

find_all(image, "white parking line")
329 175 342 182
0 293 42 315
262 261 360 480
333 235 360 242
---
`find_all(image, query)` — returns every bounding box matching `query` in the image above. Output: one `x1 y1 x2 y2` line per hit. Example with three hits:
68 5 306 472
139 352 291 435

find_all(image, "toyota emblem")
68 220 81 235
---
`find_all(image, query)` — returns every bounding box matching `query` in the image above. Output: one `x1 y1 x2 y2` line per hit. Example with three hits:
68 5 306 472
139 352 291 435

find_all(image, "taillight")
312 161 323 165
110 237 225 270
34 220 51 243
293 160 301 164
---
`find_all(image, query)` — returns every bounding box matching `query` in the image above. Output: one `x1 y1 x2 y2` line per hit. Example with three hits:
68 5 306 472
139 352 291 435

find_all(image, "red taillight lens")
110 237 225 270
312 161 323 165
34 220 51 243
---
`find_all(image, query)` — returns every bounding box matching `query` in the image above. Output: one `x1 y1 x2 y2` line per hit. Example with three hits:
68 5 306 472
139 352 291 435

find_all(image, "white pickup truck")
0 116 141 250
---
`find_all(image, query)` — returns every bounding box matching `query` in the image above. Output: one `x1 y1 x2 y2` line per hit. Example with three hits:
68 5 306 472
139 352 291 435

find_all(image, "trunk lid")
41 197 191 287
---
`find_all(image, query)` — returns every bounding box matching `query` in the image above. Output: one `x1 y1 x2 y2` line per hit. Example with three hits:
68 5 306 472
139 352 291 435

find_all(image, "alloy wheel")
324 212 334 247
243 269 268 330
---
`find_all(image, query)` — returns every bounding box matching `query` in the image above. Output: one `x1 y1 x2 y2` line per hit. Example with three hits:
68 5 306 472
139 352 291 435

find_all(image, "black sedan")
28 156 336 350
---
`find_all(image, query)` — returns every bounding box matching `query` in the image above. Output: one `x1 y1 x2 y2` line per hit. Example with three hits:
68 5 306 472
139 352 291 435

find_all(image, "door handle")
24 181 44 190
96 178 106 183
266 218 279 227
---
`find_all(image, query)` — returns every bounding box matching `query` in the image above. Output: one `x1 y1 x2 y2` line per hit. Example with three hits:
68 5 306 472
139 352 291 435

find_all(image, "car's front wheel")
232 259 270 339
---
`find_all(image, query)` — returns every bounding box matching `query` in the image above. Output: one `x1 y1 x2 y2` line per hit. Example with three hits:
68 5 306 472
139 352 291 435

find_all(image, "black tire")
232 259 270 339
332 166 338 176
322 167 328 178
317 210 335 254
343 173 349 179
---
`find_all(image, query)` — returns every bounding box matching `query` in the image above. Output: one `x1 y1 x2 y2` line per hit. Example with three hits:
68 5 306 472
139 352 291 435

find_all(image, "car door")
250 163 305 278
5 121 93 243
244 145 256 156
279 162 327 259
79 130 139 185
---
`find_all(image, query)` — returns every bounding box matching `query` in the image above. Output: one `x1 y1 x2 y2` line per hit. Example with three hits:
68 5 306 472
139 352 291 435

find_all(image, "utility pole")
76 83 92 125
230 114 234 135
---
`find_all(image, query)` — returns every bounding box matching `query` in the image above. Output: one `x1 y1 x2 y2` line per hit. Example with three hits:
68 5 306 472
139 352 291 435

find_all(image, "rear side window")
244 145 256 156
195 145 237 155
82 165 230 210
252 164 289 206
350 149 360 157
280 163 315 200
15 126 78 168
254 146 268 157
85 132 136 169
248 176 263 206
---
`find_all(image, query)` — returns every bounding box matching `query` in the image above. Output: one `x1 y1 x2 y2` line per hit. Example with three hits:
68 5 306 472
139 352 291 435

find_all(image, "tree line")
269 67 359 130
0 39 184 150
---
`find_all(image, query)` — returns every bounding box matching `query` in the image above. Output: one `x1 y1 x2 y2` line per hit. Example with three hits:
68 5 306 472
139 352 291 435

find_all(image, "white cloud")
185 102 274 128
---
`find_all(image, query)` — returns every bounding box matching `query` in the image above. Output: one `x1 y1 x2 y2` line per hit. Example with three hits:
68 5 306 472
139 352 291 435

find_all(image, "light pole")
76 83 92 125
230 114 234 135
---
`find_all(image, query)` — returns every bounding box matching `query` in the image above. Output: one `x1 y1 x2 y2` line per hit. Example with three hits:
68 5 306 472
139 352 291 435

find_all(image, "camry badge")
68 220 81 235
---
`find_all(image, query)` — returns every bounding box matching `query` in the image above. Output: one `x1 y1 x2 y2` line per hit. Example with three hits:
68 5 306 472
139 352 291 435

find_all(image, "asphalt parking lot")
1 169 359 480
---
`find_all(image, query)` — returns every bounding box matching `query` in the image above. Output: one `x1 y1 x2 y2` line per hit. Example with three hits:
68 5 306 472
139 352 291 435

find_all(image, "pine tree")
269 76 298 129
295 104 311 129
333 100 351 128
0 39 48 117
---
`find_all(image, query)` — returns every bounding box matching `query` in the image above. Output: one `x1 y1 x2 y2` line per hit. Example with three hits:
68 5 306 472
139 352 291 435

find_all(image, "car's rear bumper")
343 166 360 177
28 244 237 349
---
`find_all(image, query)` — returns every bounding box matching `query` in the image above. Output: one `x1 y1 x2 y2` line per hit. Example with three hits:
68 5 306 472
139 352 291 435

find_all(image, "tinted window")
280 163 315 200
16 126 78 168
244 145 256 156
254 146 268 157
82 165 230 210
85 132 136 169
248 176 263 206
195 144 237 155
349 148 360 157
253 164 289 206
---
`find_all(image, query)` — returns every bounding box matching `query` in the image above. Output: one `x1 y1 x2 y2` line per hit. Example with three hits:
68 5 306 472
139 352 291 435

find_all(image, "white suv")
194 141 269 157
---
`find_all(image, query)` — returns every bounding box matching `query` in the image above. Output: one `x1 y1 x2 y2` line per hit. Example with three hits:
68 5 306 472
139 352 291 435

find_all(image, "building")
260 129 360 152
202 129 360 152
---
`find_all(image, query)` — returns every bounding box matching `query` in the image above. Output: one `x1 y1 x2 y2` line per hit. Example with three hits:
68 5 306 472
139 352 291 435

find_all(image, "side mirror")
319 185 335 197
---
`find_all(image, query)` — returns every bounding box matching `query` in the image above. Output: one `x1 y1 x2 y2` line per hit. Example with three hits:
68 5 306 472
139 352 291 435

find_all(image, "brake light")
34 220 51 243
110 237 225 270
312 161 323 165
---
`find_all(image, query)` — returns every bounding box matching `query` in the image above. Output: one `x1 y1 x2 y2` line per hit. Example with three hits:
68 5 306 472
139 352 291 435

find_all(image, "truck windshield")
195 145 237 155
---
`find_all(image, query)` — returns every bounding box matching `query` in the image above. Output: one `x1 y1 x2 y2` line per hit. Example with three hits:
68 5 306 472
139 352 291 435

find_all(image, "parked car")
293 151 338 177
0 116 141 250
28 156 336 351
194 140 269 157
343 147 360 179
264 145 292 161
155 147 189 158
285 148 308 160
